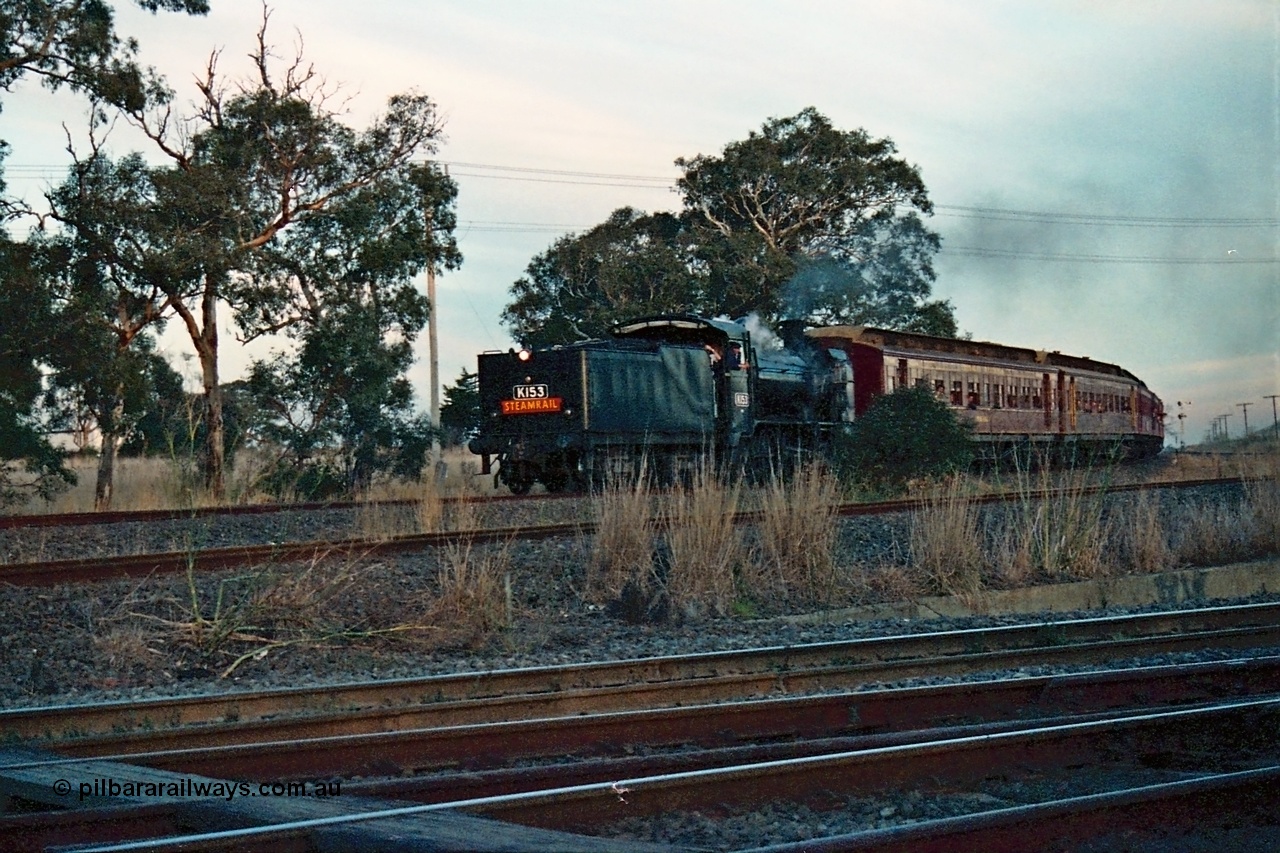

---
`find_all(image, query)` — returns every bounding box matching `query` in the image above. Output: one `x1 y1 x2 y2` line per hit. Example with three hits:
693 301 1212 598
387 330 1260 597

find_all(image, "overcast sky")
3 0 1276 444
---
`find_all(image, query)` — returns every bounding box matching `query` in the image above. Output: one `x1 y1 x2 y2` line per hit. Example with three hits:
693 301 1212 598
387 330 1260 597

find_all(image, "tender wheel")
541 469 568 493
501 461 536 495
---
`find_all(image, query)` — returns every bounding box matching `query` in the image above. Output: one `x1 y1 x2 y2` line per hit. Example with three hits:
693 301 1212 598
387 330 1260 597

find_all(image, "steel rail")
34 700 1280 853
739 765 1280 852
0 474 1244 532
0 520 583 586
0 475 1253 587
6 601 1279 743
453 697 1280 831
285 656 1280 800
11 719 1269 853
0 491 574 531
28 630 1280 778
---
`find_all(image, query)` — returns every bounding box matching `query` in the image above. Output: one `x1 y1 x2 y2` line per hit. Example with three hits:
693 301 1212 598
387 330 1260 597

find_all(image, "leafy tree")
677 107 935 322
831 386 973 494
234 160 456 494
503 109 956 342
45 14 453 499
0 238 74 506
503 208 694 345
781 214 956 336
0 0 206 505
248 306 433 498
0 0 208 116
40 151 185 506
439 368 480 447
116 350 193 456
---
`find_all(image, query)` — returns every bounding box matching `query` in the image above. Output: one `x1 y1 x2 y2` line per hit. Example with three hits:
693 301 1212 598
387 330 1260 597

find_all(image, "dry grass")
1113 491 1171 574
659 466 744 621
417 535 514 648
909 476 984 595
748 464 844 606
1243 475 1280 554
989 465 1113 584
100 552 404 677
586 464 658 603
12 446 496 515
90 535 521 677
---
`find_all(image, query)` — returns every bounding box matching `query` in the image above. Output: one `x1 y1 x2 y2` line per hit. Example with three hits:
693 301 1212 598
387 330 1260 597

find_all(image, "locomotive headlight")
517 348 532 362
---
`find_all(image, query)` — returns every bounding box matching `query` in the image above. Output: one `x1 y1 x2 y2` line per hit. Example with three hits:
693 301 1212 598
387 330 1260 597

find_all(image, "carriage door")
1056 370 1067 434
1042 373 1052 429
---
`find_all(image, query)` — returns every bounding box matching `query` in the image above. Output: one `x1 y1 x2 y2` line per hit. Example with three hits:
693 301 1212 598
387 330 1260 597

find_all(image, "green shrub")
832 386 973 493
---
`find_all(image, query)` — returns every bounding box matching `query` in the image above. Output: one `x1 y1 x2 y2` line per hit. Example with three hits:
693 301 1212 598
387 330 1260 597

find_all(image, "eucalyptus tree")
0 0 207 504
0 238 73 506
439 368 480 448
242 163 460 496
41 151 186 506
0 0 208 114
503 108 956 344
108 16 452 498
502 207 696 346
676 107 942 324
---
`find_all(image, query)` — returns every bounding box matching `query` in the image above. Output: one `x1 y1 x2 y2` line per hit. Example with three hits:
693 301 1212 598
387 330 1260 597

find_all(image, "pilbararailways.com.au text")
55 776 342 802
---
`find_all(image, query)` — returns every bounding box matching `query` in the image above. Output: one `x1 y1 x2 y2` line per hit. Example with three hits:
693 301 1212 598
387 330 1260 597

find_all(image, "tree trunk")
94 386 126 510
94 431 118 510
198 281 226 501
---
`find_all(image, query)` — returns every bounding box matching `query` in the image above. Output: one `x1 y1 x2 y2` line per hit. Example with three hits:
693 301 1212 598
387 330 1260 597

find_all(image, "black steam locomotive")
467 314 1164 494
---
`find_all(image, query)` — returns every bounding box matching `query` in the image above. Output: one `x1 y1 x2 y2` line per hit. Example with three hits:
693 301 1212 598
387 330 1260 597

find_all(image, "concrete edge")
779 557 1280 624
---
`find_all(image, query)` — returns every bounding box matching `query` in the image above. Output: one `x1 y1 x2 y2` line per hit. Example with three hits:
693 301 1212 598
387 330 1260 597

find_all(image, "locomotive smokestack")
775 318 808 351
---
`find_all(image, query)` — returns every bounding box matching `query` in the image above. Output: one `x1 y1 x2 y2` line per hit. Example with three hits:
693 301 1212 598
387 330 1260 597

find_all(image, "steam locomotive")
467 314 1165 494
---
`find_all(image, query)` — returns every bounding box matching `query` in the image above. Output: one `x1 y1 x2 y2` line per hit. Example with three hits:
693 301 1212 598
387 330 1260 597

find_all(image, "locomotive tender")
468 314 1164 494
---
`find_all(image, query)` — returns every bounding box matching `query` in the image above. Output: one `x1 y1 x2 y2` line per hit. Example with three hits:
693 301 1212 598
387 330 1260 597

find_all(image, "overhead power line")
6 157 1278 230
942 246 1276 264
933 204 1278 228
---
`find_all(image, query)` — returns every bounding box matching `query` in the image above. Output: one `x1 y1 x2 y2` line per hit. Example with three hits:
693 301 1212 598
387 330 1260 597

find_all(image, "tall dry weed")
1244 475 1280 554
1169 500 1252 566
990 465 1113 583
586 464 657 602
909 476 984 595
1113 491 1171 574
659 466 743 620
419 534 513 647
750 464 843 605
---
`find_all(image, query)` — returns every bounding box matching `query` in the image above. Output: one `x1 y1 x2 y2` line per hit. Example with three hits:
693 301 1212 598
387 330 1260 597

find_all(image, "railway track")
3 602 1280 851
0 475 1250 587
5 662 1278 850
0 492 568 531
5 601 1278 743
0 474 1246 532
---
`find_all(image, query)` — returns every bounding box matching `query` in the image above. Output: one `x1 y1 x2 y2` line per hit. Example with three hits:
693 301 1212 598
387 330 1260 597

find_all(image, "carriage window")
967 381 980 409
935 379 947 400
951 380 963 406
1021 387 1032 409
